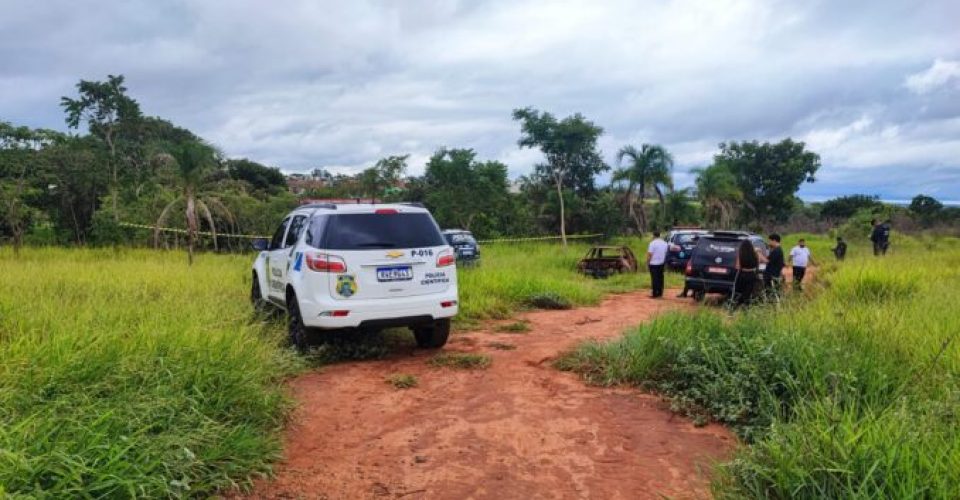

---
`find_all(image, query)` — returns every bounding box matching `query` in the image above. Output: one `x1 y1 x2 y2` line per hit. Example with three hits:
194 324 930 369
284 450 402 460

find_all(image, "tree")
0 123 60 252
153 141 234 265
613 144 674 234
61 74 143 220
909 194 943 226
226 158 286 194
714 139 820 224
694 163 743 228
423 148 510 236
360 155 408 201
512 107 606 246
819 194 882 220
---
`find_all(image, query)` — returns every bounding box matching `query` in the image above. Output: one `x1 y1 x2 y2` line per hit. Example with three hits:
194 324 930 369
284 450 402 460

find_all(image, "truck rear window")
310 213 445 250
692 238 739 265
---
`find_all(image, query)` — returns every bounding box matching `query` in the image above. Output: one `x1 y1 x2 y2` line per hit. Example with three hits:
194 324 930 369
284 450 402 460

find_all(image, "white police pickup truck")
251 203 458 351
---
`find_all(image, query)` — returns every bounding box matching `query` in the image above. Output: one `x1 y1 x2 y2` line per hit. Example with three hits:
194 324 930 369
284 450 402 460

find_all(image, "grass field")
0 248 302 497
0 238 664 497
4 233 933 497
558 235 960 498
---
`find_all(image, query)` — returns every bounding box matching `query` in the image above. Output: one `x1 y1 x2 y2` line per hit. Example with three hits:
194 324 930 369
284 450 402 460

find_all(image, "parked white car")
251 203 459 351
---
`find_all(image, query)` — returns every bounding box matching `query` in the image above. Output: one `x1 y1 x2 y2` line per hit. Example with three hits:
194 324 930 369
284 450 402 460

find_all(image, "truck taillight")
685 260 693 276
305 253 347 273
437 249 455 267
375 208 398 214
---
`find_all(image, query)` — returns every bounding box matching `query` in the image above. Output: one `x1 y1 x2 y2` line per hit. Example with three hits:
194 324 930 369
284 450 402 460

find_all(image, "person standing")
761 233 785 289
832 236 847 261
789 238 815 291
880 219 892 255
647 230 668 298
870 219 884 256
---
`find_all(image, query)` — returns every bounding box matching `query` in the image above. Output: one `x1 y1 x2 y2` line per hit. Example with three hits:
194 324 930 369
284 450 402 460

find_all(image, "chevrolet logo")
385 250 404 259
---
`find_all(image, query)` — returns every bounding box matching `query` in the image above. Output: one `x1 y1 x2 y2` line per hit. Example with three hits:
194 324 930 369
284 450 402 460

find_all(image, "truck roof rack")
300 203 337 210
400 202 425 208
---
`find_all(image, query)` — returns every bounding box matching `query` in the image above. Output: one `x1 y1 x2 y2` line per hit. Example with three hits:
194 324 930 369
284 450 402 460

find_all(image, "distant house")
286 173 329 195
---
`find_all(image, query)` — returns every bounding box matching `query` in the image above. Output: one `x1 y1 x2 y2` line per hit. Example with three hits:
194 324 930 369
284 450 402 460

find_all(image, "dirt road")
244 290 735 499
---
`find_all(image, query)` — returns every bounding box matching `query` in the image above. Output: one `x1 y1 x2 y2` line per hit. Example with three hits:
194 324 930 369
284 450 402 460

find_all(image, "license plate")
460 249 474 255
708 266 728 274
376 266 413 282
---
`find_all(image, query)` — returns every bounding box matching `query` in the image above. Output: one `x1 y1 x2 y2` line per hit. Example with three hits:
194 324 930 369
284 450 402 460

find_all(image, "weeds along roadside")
557 236 960 498
0 247 302 497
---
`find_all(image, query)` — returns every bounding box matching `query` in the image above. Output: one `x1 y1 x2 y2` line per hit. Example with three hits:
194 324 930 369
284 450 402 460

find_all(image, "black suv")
442 229 480 263
666 229 708 270
683 231 769 301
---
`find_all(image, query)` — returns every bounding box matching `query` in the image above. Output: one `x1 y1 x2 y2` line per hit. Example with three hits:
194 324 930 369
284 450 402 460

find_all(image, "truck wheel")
413 319 450 348
251 272 267 312
287 294 309 353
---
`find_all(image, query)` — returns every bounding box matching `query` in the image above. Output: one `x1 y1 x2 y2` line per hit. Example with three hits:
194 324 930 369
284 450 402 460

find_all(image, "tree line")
2 74 957 254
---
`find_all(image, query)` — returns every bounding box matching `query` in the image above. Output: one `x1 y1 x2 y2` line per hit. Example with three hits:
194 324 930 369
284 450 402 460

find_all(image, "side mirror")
250 238 270 252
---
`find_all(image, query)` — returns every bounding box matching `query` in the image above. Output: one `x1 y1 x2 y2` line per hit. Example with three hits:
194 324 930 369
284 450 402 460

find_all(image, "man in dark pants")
761 233 784 289
870 219 884 256
647 230 668 298
832 236 847 261
789 238 815 291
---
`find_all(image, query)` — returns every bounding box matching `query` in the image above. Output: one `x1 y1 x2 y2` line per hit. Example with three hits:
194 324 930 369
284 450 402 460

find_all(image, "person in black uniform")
761 233 785 289
734 239 759 305
832 236 847 261
870 219 884 256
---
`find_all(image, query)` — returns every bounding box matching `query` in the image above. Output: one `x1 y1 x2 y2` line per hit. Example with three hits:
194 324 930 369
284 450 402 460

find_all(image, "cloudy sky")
2 0 959 201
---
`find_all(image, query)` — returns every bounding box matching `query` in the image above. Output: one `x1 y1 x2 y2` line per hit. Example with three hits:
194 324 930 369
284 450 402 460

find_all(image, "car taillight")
685 260 693 276
437 249 455 267
305 253 347 273
441 300 457 308
669 244 681 252
375 208 398 214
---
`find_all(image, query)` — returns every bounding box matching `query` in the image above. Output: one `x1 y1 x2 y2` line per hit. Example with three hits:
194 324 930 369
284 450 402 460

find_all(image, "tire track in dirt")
242 290 735 499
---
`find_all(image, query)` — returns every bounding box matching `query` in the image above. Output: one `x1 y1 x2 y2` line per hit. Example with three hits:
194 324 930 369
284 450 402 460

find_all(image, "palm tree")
153 141 235 265
693 163 744 228
613 144 674 234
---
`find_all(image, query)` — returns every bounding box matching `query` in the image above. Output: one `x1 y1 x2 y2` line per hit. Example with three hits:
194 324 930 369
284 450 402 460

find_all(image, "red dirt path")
242 290 736 499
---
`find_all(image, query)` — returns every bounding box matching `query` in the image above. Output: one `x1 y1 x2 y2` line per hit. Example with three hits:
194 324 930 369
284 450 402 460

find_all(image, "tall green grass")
457 237 682 321
0 248 300 497
558 238 960 498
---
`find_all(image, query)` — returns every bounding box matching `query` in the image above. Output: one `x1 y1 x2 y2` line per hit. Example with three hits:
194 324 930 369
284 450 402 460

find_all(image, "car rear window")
692 238 740 265
675 233 700 244
310 213 445 250
448 233 476 245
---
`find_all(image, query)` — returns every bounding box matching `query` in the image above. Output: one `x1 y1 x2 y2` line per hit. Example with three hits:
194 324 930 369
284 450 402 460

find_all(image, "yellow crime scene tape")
119 222 270 239
122 222 602 244
477 233 603 244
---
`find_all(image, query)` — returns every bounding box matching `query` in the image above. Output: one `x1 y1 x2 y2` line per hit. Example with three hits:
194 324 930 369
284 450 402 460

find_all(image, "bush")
559 240 960 497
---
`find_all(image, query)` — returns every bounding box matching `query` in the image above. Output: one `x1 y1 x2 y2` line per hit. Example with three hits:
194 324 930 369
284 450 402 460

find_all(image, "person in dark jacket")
761 233 784 289
734 240 760 305
870 219 885 256
832 236 847 260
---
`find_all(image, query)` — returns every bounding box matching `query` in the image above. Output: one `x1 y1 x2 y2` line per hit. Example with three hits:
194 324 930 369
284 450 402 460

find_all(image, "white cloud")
905 59 960 94
1 0 960 199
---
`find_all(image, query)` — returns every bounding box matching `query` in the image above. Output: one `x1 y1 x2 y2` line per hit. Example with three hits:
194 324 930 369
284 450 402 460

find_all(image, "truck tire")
251 272 267 312
413 319 450 348
287 294 309 353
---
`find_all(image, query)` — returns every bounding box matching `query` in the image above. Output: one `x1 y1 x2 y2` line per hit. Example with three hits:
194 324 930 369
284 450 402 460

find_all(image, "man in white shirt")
789 238 815 291
647 230 669 298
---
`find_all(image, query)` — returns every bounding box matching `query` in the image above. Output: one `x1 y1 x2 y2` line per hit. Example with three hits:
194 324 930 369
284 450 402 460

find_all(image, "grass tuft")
525 293 572 310
428 352 492 370
386 373 418 389
494 320 531 333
